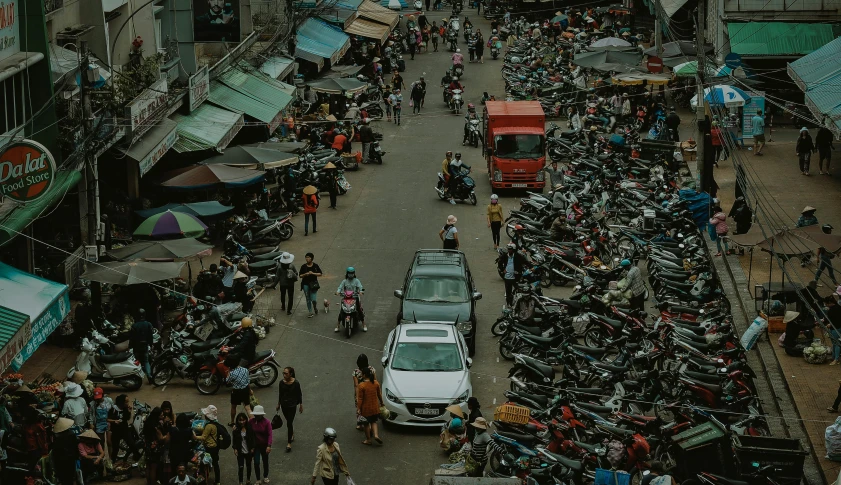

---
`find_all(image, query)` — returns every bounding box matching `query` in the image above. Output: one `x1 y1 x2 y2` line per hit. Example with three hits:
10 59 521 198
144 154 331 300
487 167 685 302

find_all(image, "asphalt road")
126 11 573 485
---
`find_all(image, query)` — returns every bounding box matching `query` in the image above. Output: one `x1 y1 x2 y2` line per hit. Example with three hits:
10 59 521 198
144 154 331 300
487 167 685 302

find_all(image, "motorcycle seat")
573 440 601 454
521 333 559 345
596 423 636 437
543 450 584 471
513 324 543 335
251 221 274 230
685 378 722 395
683 340 711 353
594 315 624 329
558 299 581 309
669 305 702 316
513 391 550 406
571 344 608 356
527 359 556 378
100 351 131 364
248 349 273 365
593 362 629 373
576 402 614 414
253 251 283 261
496 430 536 445
190 339 223 353
622 380 642 390
624 413 657 422
684 370 720 384
249 246 278 256
249 260 277 273
566 387 604 394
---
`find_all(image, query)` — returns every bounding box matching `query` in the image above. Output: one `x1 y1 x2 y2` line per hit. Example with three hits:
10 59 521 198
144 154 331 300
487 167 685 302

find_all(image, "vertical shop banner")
11 292 70 370
741 91 765 140
0 1 20 63
188 66 210 112
193 0 241 42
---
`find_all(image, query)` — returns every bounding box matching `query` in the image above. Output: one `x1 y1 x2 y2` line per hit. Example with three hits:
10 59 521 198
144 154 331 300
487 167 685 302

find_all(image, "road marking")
161 386 166 392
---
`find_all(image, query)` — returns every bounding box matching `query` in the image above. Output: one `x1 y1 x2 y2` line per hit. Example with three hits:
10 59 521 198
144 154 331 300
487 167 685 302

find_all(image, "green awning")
727 22 839 57
0 170 83 246
0 306 31 373
171 104 245 153
209 69 294 132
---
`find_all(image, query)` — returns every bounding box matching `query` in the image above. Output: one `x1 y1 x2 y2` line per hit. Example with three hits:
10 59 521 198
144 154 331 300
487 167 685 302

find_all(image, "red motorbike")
194 344 280 395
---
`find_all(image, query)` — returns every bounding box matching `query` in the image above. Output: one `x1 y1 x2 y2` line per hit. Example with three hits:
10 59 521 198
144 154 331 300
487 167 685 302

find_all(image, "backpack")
212 421 231 450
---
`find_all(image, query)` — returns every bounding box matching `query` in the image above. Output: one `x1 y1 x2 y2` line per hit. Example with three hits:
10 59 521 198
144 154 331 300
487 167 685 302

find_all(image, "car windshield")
405 276 470 303
494 134 544 158
391 342 463 371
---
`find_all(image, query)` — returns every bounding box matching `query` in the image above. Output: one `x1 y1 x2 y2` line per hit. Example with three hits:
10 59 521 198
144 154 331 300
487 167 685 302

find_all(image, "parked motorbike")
67 332 145 390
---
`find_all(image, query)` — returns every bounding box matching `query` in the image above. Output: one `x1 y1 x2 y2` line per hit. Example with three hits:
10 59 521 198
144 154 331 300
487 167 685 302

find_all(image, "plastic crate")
732 435 807 479
494 404 530 425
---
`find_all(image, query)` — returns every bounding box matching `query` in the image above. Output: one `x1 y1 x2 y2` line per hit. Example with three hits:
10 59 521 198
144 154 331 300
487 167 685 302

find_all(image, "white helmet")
456 48 461 53
490 194 499 201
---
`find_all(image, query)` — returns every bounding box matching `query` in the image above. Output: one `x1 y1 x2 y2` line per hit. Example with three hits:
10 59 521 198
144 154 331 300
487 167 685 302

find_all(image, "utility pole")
654 3 663 59
79 40 102 310
695 6 709 192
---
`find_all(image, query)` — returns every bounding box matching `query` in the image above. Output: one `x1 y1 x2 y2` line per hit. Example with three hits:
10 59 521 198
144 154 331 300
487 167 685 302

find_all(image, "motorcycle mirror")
466 358 473 368
472 291 483 301
679 244 685 249
393 289 404 299
717 358 725 364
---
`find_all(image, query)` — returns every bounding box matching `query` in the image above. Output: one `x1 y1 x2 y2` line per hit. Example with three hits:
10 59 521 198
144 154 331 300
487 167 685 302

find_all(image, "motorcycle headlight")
494 169 503 182
456 320 473 333
385 388 402 404
452 390 469 404
535 171 544 182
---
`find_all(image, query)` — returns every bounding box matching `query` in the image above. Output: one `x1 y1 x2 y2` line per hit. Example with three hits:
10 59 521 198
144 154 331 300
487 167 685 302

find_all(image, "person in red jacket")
710 121 724 167
331 130 348 155
302 185 319 236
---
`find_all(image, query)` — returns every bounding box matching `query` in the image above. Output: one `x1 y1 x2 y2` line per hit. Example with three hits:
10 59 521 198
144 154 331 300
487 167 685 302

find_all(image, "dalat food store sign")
0 140 57 203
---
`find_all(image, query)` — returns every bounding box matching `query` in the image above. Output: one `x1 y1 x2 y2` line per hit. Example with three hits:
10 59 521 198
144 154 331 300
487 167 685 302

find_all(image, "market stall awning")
307 77 368 94
200 146 299 169
612 73 671 86
0 261 70 371
572 50 643 72
344 18 390 44
135 201 235 220
296 18 351 64
0 307 31 374
644 40 713 58
787 36 841 132
325 64 365 78
106 238 213 262
0 171 83 246
155 164 266 190
209 69 293 132
259 56 296 80
123 118 179 177
727 22 837 57
295 41 326 70
320 8 358 28
81 261 186 285
357 0 399 29
171 104 244 153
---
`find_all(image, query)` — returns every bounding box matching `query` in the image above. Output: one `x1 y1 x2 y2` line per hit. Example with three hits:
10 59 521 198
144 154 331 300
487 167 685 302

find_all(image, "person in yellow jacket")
441 150 453 195
311 428 351 485
486 194 503 249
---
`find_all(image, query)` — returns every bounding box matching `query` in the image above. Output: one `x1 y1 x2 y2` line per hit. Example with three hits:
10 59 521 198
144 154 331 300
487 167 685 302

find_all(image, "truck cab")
483 101 547 190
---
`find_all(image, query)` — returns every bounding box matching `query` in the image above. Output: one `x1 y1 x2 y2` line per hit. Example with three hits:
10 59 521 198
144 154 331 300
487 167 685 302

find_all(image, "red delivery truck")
483 101 546 190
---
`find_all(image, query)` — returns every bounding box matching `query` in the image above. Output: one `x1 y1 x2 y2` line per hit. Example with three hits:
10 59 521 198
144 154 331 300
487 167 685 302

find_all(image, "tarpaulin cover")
155 164 266 190
107 238 213 261
644 41 713 58
678 189 711 229
136 201 235 219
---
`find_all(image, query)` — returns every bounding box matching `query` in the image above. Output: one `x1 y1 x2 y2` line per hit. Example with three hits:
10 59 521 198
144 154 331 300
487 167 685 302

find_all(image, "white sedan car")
380 324 473 427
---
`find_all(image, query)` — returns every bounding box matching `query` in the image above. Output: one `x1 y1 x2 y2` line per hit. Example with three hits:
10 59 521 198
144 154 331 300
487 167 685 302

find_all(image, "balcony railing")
45 0 64 15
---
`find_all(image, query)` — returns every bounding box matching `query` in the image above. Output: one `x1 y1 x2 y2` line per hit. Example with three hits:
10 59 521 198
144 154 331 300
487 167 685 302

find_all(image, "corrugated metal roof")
335 0 363 8
344 18 390 44
216 69 293 122
172 104 244 153
727 22 836 57
359 0 399 28
294 44 325 70
788 36 841 90
320 8 358 26
0 306 29 348
297 19 351 63
260 56 296 80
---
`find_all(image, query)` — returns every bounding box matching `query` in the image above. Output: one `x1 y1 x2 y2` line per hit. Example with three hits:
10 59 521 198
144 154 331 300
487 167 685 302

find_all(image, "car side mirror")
472 291 483 301
381 356 389 367
394 289 404 299
466 358 473 368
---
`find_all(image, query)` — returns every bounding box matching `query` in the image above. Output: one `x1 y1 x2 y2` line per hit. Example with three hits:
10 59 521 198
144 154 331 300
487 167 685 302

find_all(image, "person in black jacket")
276 366 303 452
232 412 256 485
796 127 816 175
466 397 482 441
359 119 374 164
130 309 154 384
231 317 257 364
498 242 526 307
665 106 681 141
816 125 835 175
168 413 195 468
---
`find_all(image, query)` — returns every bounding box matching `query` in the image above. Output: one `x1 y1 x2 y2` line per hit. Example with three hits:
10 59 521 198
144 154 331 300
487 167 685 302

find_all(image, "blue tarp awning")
0 262 70 371
787 36 841 133
296 19 351 65
679 189 712 230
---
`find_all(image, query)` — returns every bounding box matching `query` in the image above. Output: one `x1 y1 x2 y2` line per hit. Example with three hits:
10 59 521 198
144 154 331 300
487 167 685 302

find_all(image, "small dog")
323 298 330 313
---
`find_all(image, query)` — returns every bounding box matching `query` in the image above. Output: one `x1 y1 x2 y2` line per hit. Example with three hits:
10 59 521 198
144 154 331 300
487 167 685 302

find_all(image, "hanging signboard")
0 312 31 374
125 77 168 142
138 123 178 176
0 140 57 203
188 66 210 112
11 292 70 371
741 90 765 140
0 1 20 63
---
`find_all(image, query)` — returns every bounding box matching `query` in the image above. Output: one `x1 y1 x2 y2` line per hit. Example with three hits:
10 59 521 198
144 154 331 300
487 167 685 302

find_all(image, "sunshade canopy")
200 146 298 169
307 77 368 94
644 40 713 58
135 201 235 220
325 65 366 79
612 73 671 85
134 210 209 239
590 37 631 48
690 85 751 108
728 22 836 57
107 238 213 261
155 164 266 190
572 50 643 72
344 18 390 44
81 261 186 285
245 141 309 154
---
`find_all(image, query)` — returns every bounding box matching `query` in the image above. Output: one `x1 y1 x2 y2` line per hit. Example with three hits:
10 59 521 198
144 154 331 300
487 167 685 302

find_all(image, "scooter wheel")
195 370 222 395
152 367 174 386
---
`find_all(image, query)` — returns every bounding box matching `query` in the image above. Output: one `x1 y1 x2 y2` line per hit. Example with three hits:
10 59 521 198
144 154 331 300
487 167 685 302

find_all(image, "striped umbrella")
671 60 697 78
690 85 752 108
133 210 208 239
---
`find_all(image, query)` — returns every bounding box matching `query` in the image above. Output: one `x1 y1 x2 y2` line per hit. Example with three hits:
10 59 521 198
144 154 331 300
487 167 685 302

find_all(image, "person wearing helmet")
487 194 503 249
448 76 464 94
462 103 480 145
452 49 464 68
411 78 425 114
665 106 681 142
499 242 526 307
448 152 471 203
617 259 646 312
336 267 366 332
312 428 350 485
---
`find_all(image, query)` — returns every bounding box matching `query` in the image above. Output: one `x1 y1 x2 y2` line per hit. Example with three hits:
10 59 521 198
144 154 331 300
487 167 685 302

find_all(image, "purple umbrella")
133 210 208 239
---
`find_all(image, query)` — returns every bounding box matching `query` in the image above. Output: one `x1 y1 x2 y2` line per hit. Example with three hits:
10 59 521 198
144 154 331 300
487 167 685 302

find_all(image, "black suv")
393 250 482 355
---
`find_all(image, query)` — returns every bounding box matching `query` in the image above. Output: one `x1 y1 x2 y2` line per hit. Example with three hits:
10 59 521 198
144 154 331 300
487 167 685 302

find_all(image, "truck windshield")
494 134 544 159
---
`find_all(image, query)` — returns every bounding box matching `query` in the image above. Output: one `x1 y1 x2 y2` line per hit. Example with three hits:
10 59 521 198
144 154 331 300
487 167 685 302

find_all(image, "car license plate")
511 184 527 188
414 408 439 416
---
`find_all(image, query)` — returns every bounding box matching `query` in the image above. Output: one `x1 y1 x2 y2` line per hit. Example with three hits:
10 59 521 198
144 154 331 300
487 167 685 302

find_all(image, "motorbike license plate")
414 408 439 416
511 184 528 188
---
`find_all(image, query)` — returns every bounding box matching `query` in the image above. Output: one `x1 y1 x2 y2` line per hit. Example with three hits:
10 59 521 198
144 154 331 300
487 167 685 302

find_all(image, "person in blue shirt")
751 109 766 156
336 267 366 332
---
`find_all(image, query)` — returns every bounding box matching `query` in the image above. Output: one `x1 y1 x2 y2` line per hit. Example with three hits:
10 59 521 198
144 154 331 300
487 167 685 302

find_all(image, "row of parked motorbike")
470 113 778 484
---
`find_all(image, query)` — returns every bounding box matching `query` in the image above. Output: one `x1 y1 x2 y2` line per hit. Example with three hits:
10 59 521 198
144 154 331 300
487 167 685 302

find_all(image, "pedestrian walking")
356 366 384 446
439 215 460 250
276 366 303 452
709 206 731 256
487 194 503 249
232 412 255 485
816 246 839 285
411 80 424 114
249 406 272 484
389 89 403 125
52 417 79 485
110 394 142 461
408 27 417 59
474 30 484 63
711 121 725 166
499 242 524 307
144 407 168 485
797 127 816 175
226 355 254 425
170 464 198 485
391 71 405 92
419 76 427 107
129 308 154 385
194 405 222 485
352 354 377 429
359 119 374 163
384 86 393 121
311 428 351 485
425 0 430 9
302 185 319 235
299 253 323 318
324 162 339 208
751 109 766 155
618 259 646 312
432 22 440 51
817 125 835 175
277 252 297 314
476 0 482 14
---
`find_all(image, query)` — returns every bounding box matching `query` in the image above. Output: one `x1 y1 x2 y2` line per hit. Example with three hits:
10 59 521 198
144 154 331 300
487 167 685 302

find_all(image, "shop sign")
11 292 70 371
741 90 765 140
188 66 209 112
125 77 168 142
138 126 178 176
0 139 57 203
0 1 20 64
0 318 31 373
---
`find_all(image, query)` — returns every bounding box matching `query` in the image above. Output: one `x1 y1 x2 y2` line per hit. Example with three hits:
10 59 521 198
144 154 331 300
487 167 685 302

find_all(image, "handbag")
271 413 283 429
249 392 260 409
310 281 320 291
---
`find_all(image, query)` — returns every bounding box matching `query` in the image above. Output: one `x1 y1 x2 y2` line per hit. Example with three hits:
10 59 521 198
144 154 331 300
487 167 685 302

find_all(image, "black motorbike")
435 169 477 205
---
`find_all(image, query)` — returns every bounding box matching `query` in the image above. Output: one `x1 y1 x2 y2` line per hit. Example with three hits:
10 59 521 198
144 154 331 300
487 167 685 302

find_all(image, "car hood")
402 300 471 323
384 368 470 401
